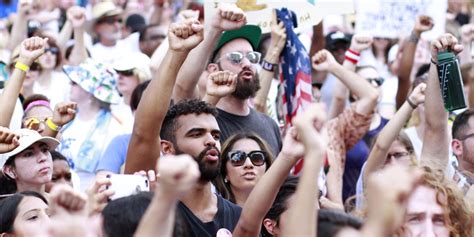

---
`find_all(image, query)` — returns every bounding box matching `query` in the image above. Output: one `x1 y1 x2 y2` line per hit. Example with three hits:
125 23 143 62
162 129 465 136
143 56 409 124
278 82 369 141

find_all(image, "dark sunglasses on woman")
228 150 266 167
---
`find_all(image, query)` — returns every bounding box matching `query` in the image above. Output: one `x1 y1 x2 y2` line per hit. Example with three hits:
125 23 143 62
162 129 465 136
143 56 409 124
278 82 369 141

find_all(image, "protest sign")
355 0 447 39
204 0 355 33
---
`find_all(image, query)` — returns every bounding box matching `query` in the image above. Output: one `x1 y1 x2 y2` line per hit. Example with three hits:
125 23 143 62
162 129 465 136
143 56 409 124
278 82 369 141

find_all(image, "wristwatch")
261 60 277 71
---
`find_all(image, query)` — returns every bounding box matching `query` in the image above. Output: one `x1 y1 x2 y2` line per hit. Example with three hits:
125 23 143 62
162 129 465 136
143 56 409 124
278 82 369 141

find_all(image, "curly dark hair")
160 99 217 143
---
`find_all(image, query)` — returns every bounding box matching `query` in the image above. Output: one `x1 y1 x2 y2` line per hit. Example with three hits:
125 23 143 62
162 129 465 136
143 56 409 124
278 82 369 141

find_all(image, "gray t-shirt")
216 108 282 157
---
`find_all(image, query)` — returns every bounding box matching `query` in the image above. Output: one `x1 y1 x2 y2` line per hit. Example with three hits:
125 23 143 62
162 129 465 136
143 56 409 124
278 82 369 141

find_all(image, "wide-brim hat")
87 1 123 34
211 25 262 62
0 129 59 168
63 58 121 104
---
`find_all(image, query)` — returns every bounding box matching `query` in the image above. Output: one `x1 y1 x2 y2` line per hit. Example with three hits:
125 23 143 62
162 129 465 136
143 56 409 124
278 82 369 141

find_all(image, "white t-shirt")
32 71 71 107
90 39 137 66
111 99 134 133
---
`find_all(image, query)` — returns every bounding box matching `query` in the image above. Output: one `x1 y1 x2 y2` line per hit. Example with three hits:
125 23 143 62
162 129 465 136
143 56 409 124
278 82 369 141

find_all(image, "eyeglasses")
458 133 474 141
98 17 123 25
116 69 135 76
386 151 410 160
228 150 266 167
45 47 59 55
23 117 51 131
216 51 262 65
367 77 385 86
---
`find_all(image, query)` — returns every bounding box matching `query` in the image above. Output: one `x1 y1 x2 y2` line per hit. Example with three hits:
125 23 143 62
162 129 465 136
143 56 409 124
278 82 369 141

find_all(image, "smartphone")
106 174 150 200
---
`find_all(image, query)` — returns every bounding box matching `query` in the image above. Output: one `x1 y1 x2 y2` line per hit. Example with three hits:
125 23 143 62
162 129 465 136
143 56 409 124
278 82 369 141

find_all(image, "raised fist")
413 15 434 34
18 36 48 66
311 49 338 72
67 6 86 29
349 34 373 53
168 20 204 52
408 83 427 106
210 4 247 31
430 34 463 63
158 154 199 197
267 10 287 62
52 102 77 127
0 127 20 154
206 71 237 98
292 103 327 150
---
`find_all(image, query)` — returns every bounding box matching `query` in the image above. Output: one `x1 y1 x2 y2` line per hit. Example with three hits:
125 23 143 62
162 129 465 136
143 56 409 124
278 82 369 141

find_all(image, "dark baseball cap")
325 31 352 51
211 25 262 63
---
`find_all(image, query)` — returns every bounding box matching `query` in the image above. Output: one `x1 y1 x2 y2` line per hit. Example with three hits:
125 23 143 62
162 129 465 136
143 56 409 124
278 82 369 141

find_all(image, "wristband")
345 49 360 64
46 118 60 132
261 60 277 71
409 31 420 43
14 62 29 72
431 57 438 65
407 97 417 109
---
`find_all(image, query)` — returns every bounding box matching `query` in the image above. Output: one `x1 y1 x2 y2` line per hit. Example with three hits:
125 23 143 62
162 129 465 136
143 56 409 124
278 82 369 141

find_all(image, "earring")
224 178 229 183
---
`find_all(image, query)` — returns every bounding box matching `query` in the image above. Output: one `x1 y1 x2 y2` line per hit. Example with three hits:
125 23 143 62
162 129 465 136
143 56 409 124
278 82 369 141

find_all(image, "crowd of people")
0 0 473 236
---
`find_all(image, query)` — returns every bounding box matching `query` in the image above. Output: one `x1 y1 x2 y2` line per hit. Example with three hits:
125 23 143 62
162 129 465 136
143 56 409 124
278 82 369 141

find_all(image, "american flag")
277 8 313 126
277 8 313 175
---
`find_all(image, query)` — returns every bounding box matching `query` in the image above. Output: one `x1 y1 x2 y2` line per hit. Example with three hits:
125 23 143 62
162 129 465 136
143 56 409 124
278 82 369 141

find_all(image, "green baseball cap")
211 25 262 62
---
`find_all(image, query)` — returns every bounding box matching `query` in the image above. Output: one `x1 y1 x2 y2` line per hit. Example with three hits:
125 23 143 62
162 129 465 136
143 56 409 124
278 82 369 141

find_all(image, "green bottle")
437 51 466 111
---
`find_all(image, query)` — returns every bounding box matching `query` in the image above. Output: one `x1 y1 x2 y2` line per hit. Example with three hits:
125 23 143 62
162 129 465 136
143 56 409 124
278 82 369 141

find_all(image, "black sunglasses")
45 47 59 54
367 77 385 86
30 62 42 71
116 69 134 76
228 150 266 167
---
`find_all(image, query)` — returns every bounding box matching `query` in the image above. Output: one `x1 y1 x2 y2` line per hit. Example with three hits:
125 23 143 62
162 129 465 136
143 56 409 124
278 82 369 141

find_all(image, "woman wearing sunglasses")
215 132 273 206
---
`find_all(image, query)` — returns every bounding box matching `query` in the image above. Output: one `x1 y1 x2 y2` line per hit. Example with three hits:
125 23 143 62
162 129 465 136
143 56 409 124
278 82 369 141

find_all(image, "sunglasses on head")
217 51 261 65
116 69 134 76
45 47 59 54
98 17 123 25
367 77 385 86
228 150 266 167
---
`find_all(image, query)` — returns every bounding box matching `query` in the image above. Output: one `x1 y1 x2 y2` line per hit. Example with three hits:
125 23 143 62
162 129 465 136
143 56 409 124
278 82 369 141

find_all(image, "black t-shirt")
216 108 282 157
177 195 242 237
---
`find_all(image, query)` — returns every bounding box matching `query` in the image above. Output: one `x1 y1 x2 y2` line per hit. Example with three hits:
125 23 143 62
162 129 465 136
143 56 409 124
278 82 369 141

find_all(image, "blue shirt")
96 134 131 173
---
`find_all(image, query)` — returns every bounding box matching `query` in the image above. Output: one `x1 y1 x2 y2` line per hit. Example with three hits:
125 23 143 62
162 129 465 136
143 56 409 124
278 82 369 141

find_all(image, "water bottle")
437 51 466 111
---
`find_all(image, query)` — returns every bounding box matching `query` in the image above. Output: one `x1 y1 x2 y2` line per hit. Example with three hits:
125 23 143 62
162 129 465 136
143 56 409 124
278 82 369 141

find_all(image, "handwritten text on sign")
355 0 447 39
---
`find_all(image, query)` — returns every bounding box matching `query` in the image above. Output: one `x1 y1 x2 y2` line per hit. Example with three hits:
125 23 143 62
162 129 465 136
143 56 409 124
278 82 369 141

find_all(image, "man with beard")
160 99 242 236
89 1 136 64
206 25 282 156
123 15 242 237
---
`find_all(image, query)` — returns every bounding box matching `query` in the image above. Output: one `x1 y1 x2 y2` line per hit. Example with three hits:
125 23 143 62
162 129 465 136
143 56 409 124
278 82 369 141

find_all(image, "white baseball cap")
0 129 59 168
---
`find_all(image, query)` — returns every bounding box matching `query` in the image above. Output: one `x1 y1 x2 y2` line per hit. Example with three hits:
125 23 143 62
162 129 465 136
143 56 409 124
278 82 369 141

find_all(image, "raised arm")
283 103 327 237
396 15 434 109
43 102 77 138
172 4 246 102
134 154 199 237
202 71 237 106
6 1 30 51
459 24 474 66
124 20 204 174
253 10 286 113
329 35 373 119
232 127 304 237
420 34 463 170
363 83 426 185
65 6 88 66
312 49 379 115
0 37 46 126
